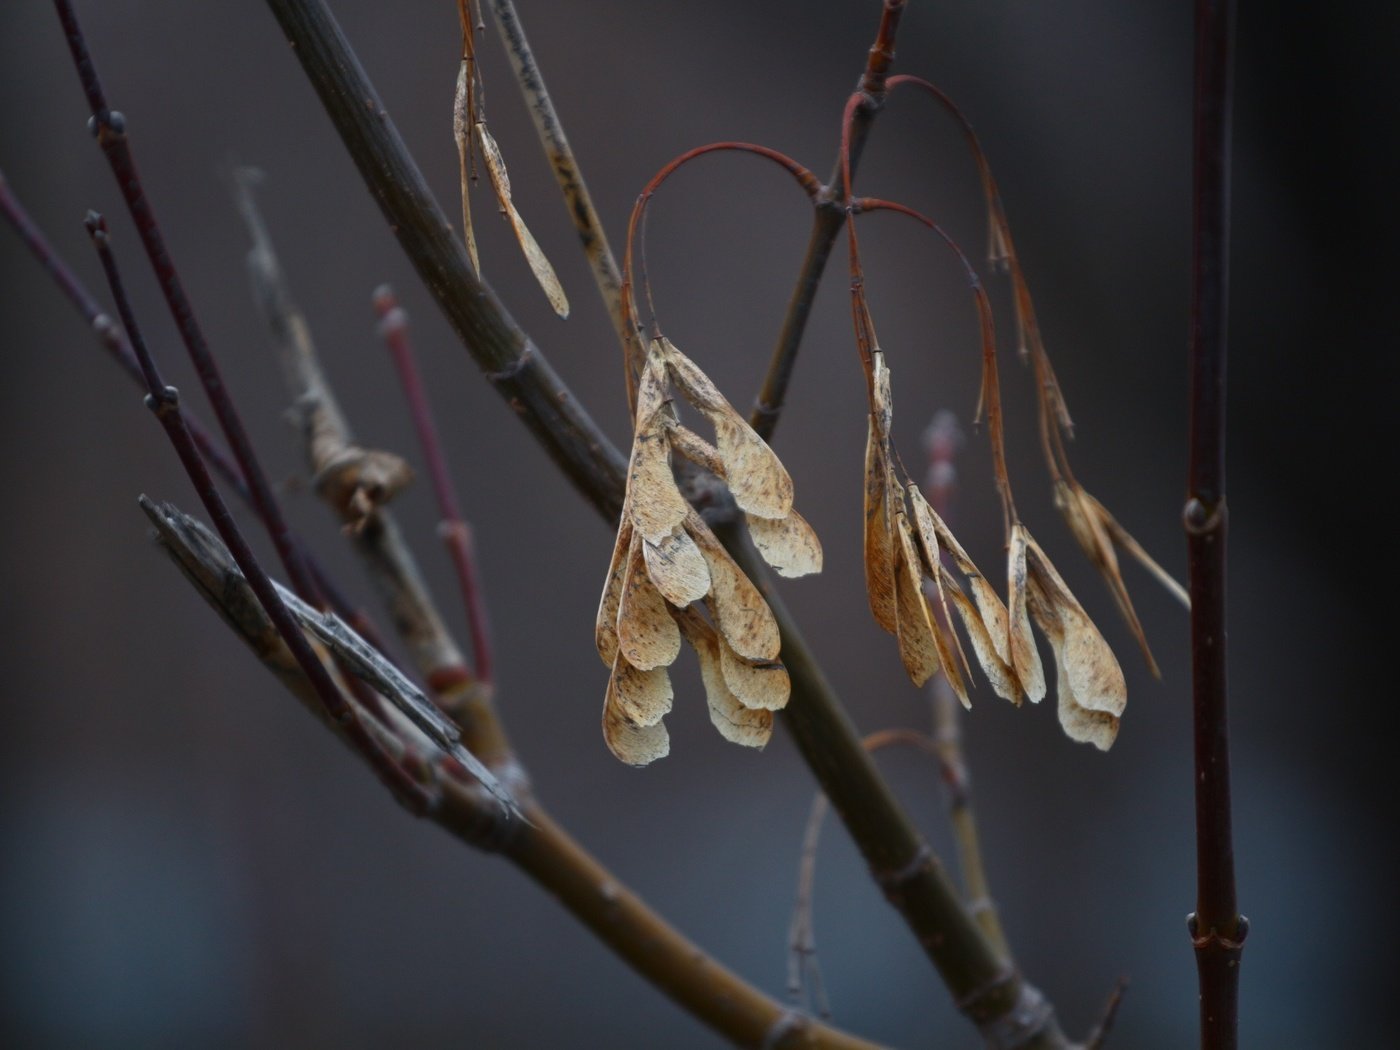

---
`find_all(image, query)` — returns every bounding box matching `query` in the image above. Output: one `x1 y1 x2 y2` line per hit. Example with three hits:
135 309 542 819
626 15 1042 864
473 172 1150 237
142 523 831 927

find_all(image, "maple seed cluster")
595 338 821 765
862 349 1127 750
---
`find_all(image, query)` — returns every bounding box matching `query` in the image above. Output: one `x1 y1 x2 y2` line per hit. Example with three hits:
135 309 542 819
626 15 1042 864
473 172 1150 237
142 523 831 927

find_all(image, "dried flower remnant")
305 395 414 533
595 337 821 764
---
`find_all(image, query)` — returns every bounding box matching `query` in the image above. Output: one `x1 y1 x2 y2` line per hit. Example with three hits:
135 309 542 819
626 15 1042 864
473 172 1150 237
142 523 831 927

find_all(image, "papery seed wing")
1007 525 1047 703
1095 493 1190 609
608 653 674 729
718 637 790 711
642 527 711 606
688 511 781 662
871 351 893 443
864 419 899 634
1025 539 1125 749
906 490 973 703
682 616 773 749
893 514 941 688
603 671 671 767
475 122 569 318
665 422 725 475
595 516 634 665
1057 481 1158 677
617 539 682 670
942 571 1021 703
626 376 688 544
747 509 822 579
661 340 793 519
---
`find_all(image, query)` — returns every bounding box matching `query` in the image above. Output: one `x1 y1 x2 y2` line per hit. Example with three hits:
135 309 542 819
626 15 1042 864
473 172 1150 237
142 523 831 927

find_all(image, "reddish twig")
374 285 495 690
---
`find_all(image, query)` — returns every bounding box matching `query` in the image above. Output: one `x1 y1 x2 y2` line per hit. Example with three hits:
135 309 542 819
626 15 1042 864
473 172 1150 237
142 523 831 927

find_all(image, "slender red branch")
374 285 494 688
1187 2 1244 1047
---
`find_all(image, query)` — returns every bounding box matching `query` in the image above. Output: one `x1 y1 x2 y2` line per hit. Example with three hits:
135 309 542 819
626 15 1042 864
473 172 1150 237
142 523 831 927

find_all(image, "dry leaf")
863 418 898 633
1023 539 1126 750
893 513 941 687
475 122 569 318
718 636 791 711
685 618 773 749
609 654 674 728
642 527 711 606
595 515 633 665
688 511 781 662
1007 524 1047 703
747 508 822 579
617 539 682 670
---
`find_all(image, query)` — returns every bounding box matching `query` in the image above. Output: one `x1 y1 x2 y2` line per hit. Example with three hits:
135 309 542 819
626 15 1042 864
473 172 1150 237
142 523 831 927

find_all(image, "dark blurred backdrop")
1 2 1392 1047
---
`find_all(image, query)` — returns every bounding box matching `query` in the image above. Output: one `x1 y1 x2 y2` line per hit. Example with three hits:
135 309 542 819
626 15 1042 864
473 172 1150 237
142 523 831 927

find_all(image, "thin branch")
484 0 631 356
84 212 438 815
749 0 906 441
374 285 495 691
147 497 880 1050
1186 2 1245 1047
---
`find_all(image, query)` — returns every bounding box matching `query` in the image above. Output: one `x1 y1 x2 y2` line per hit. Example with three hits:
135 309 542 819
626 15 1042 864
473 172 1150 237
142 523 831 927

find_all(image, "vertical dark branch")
1186 2 1245 1048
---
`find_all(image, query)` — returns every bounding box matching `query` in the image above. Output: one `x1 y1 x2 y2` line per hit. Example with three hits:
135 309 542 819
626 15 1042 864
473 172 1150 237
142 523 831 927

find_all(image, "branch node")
1182 495 1225 535
873 842 934 897
487 346 533 383
1186 911 1249 951
759 1009 810 1050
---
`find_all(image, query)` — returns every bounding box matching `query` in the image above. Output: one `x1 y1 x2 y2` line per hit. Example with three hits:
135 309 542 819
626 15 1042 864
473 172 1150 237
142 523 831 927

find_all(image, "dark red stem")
374 286 494 687
1187 2 1244 1048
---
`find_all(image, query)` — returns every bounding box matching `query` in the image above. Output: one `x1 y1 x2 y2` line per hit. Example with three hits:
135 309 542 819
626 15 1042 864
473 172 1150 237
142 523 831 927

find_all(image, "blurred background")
1 2 1392 1046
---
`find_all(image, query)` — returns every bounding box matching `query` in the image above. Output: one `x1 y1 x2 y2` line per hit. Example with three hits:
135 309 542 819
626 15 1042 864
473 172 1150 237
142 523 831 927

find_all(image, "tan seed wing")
863 419 898 634
617 540 682 670
595 516 634 665
1096 495 1191 609
710 410 794 520
871 351 893 443
475 122 569 318
683 618 773 749
906 490 973 703
943 571 1021 703
658 338 726 413
603 674 671 767
1025 540 1126 750
626 412 688 544
747 508 822 579
665 421 725 476
718 638 791 711
1007 525 1047 703
609 654 674 728
1054 656 1119 751
893 515 940 687
642 527 711 606
688 512 781 662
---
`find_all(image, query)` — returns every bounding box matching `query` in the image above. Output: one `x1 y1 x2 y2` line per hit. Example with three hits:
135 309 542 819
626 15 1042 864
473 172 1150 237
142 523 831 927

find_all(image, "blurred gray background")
1 2 1392 1047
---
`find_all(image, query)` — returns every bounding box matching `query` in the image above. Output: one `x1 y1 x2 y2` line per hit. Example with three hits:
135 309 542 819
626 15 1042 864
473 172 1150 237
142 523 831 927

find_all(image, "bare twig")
1186 2 1245 1047
1083 977 1129 1050
749 0 906 441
